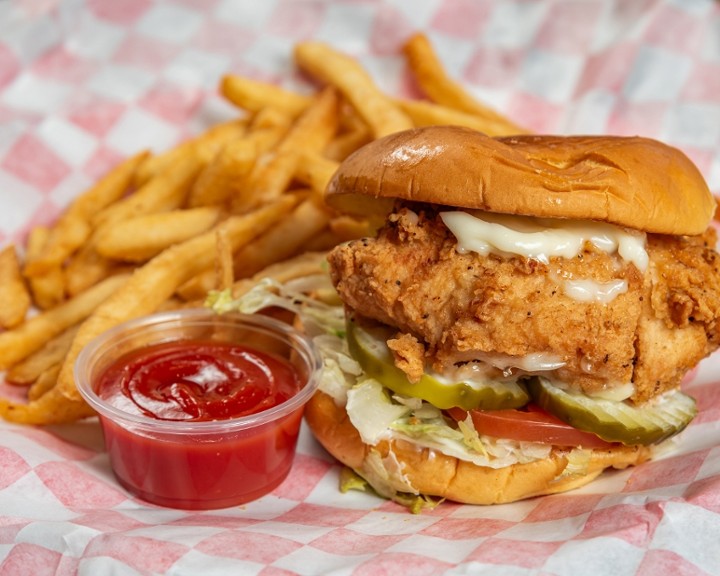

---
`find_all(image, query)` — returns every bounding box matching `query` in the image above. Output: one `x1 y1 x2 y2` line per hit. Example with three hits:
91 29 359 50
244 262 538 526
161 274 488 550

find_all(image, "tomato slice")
447 405 615 449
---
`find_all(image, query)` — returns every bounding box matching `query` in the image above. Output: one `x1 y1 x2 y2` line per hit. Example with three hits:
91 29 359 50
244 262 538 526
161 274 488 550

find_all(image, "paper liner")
1 1 719 574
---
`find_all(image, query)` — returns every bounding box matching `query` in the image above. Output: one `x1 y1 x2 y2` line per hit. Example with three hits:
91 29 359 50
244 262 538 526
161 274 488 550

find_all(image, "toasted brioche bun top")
325 126 714 235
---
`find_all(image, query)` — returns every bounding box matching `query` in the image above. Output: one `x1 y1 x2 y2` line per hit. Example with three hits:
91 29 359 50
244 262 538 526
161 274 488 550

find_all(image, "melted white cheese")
440 210 648 272
588 382 635 401
553 378 635 402
449 350 566 376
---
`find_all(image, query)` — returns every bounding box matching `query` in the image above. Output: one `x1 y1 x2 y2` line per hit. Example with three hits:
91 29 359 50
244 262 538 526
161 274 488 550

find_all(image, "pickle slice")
346 319 529 410
527 377 697 446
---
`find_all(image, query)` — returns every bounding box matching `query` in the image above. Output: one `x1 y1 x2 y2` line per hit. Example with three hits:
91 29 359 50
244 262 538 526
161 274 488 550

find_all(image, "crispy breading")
633 230 720 401
387 332 426 382
328 206 720 404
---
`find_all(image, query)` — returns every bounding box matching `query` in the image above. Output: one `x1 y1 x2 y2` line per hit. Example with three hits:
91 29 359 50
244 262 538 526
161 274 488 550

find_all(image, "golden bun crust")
325 126 714 236
305 390 652 505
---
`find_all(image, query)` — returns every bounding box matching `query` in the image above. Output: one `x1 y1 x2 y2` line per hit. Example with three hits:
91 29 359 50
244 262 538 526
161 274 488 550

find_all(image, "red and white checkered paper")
1 1 720 574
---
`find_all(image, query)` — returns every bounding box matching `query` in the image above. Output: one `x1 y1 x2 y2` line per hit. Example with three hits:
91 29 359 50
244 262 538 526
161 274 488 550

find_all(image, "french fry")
250 106 294 131
24 227 66 309
156 297 186 312
193 120 249 162
247 115 295 152
303 215 371 253
174 273 214 302
294 42 413 138
221 74 312 117
0 377 96 423
5 325 79 386
95 206 223 262
133 119 247 187
402 32 526 134
324 125 372 161
63 243 127 298
233 88 340 211
93 150 204 231
232 198 330 280
0 273 129 371
0 245 31 328
329 215 372 240
277 88 341 157
30 269 65 309
236 150 299 211
302 228 347 253
23 151 149 277
189 113 294 208
295 151 340 198
215 228 235 292
397 98 523 137
221 75 370 136
188 139 258 207
188 111 295 208
28 364 60 402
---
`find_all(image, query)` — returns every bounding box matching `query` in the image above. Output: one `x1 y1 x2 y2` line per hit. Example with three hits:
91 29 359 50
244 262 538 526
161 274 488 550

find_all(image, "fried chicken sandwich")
304 125 720 506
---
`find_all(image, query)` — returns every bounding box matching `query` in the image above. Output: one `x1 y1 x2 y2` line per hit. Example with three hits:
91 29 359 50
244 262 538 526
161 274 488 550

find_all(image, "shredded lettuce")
339 465 441 514
457 415 488 458
560 448 592 478
347 379 412 444
207 276 346 338
339 467 368 493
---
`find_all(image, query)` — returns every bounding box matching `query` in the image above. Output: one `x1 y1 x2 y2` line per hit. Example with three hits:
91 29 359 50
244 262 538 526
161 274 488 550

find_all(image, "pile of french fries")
0 33 525 425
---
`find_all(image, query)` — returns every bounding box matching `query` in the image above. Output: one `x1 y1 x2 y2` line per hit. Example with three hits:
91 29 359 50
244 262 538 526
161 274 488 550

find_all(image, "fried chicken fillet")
329 204 720 404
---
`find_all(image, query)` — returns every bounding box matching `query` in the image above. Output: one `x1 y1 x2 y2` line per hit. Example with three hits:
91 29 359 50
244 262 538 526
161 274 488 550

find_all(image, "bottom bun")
305 391 653 505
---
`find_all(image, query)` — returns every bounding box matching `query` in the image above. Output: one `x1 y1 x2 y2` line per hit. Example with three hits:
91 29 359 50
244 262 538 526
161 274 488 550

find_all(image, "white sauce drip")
561 277 628 304
440 210 648 272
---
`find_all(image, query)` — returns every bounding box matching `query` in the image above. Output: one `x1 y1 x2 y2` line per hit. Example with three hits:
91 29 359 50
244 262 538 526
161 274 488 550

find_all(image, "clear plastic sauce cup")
75 308 321 510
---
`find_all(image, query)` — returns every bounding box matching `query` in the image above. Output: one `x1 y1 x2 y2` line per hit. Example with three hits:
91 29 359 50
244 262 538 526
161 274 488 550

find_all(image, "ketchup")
97 340 301 421
94 339 306 509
